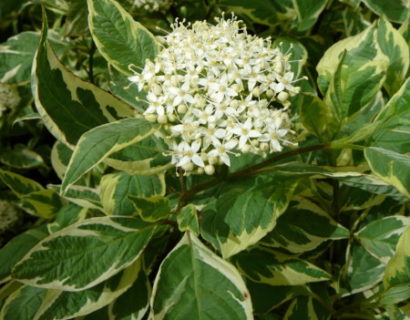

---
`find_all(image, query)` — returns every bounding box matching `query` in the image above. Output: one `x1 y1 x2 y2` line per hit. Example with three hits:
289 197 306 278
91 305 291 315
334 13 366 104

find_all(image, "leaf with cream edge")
150 232 253 320
100 173 165 215
284 296 331 320
362 0 409 23
32 10 136 147
316 24 388 96
232 247 330 286
322 25 389 121
371 78 410 154
105 135 172 176
262 198 349 254
200 175 298 258
1 259 143 320
376 18 409 96
50 141 72 180
61 118 155 193
108 264 151 320
356 216 410 264
12 216 155 291
0 225 49 284
364 147 410 199
87 0 159 76
0 169 62 219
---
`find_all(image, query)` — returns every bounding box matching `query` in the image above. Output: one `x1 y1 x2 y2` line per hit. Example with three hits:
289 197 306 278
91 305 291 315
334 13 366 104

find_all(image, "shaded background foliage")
0 0 410 319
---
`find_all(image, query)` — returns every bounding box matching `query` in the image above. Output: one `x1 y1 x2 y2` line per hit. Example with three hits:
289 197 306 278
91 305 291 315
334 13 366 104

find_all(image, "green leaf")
384 226 410 289
0 168 43 196
50 185 102 210
201 175 298 258
317 24 388 100
100 172 165 215
0 0 30 19
18 189 63 219
272 38 308 77
151 232 253 320
284 296 331 320
371 78 410 154
1 259 143 320
105 135 172 176
356 216 410 263
50 141 73 180
298 94 339 141
87 0 159 75
47 203 88 233
13 216 155 291
342 244 385 295
108 264 151 320
219 0 292 27
364 147 410 199
177 204 200 235
0 225 48 283
232 247 330 286
62 118 155 193
262 198 349 254
0 148 43 169
129 195 170 222
33 11 136 147
0 31 66 84
0 169 62 218
109 65 147 112
376 18 410 96
291 0 328 31
362 0 409 23
323 26 389 121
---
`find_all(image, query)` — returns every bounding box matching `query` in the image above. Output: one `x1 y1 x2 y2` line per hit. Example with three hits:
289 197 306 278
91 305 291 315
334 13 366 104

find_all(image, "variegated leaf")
100 172 165 215
0 169 62 218
262 198 349 254
284 296 331 320
0 148 43 169
50 141 73 180
87 0 159 75
342 244 385 296
0 225 49 284
61 118 155 193
49 185 103 210
371 78 410 154
151 232 253 320
384 226 410 289
200 175 298 258
364 147 410 199
232 247 330 286
33 11 136 147
177 204 200 235
321 25 389 121
0 31 66 83
47 204 88 233
108 264 151 320
13 216 155 291
362 0 409 23
356 216 410 264
105 135 172 176
129 195 170 222
1 259 143 320
376 18 409 96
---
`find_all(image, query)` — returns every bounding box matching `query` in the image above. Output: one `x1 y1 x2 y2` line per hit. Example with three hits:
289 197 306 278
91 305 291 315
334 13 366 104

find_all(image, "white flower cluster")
133 0 172 12
129 17 301 175
0 83 20 117
0 201 19 234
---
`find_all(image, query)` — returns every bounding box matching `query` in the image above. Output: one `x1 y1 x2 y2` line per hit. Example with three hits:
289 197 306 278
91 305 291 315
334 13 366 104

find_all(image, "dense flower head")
0 83 20 117
129 17 301 175
133 0 172 12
